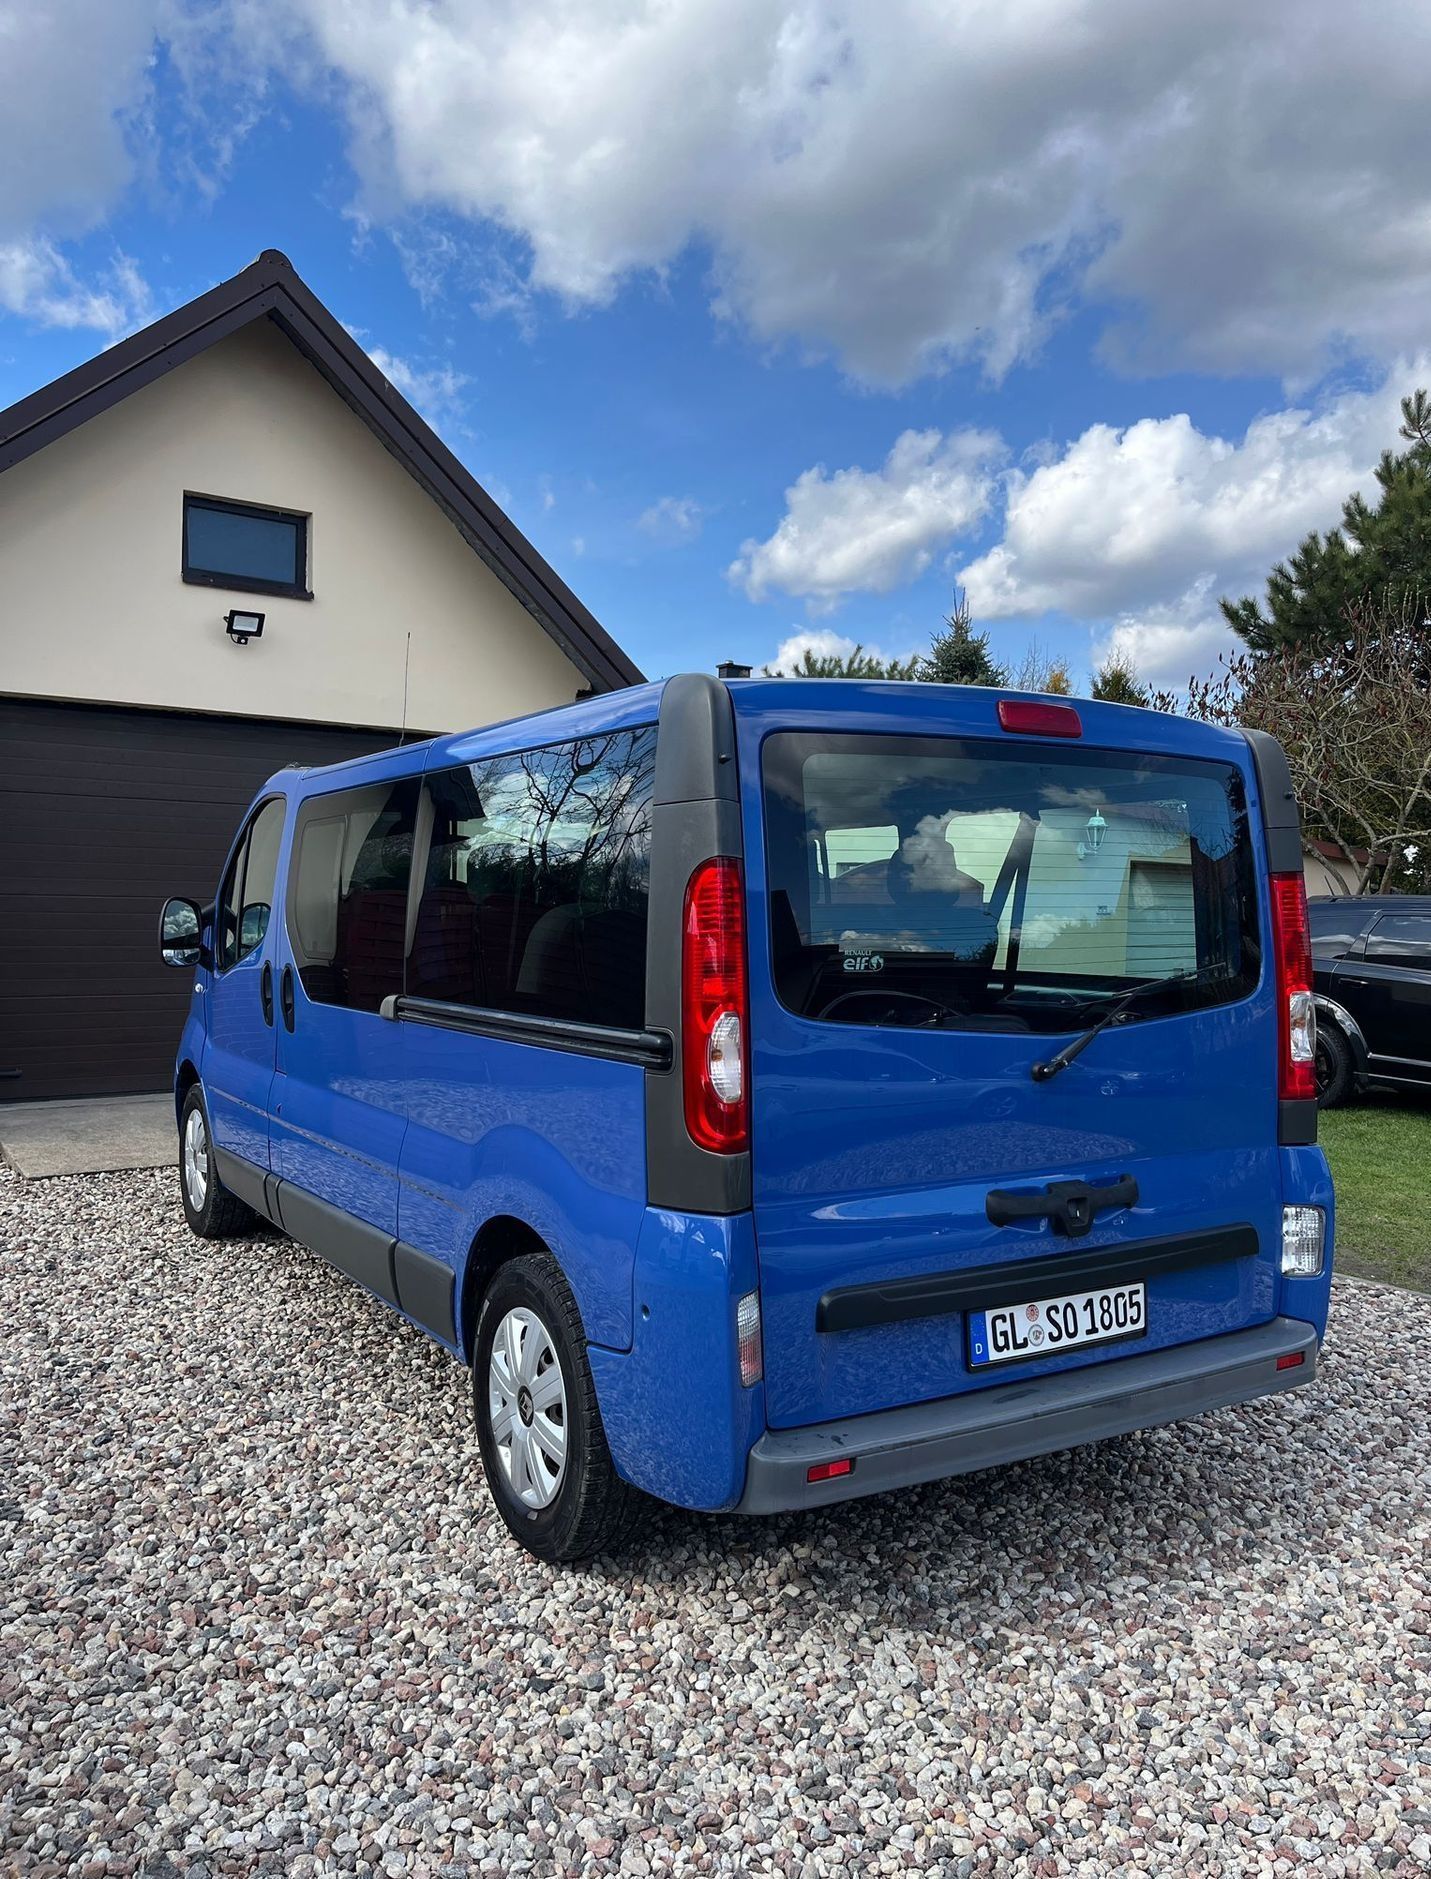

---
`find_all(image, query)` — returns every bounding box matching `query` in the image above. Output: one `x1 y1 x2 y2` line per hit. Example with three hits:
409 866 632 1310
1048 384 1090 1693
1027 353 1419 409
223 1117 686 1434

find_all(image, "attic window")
183 493 311 600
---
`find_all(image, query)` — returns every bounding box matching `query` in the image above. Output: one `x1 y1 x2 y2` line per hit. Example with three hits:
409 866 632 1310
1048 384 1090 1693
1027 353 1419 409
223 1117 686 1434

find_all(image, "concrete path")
0 1093 174 1179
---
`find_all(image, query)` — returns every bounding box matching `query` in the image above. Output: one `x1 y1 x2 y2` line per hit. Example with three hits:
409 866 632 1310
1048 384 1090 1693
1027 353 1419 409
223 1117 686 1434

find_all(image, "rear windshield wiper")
1031 968 1201 1083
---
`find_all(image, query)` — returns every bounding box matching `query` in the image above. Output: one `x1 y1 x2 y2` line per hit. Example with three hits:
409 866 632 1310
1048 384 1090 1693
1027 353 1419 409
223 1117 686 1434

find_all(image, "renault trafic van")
159 677 1334 1562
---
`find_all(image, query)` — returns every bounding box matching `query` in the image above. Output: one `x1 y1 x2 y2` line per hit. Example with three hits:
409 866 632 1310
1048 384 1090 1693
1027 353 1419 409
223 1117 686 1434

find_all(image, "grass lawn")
1320 1092 1431 1293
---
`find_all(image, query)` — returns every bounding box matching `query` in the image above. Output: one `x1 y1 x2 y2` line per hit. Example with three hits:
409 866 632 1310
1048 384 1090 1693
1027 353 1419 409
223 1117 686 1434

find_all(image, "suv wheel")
474 1251 645 1564
1315 1023 1353 1109
179 1088 257 1239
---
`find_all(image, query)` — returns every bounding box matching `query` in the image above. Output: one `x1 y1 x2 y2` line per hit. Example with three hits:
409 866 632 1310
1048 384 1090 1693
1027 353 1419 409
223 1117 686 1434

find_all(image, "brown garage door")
0 699 400 1102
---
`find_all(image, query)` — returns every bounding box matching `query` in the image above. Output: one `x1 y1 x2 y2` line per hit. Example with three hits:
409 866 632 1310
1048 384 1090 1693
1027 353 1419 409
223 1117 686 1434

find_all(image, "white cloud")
960 369 1424 628
0 239 151 335
731 428 1002 610
364 343 470 428
0 0 159 238
761 627 923 675
224 0 1431 386
1089 589 1238 690
637 494 704 543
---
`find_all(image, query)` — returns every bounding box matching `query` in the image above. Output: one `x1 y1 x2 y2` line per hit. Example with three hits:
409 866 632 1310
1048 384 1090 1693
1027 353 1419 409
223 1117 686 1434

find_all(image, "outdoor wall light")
224 608 265 647
1077 809 1107 860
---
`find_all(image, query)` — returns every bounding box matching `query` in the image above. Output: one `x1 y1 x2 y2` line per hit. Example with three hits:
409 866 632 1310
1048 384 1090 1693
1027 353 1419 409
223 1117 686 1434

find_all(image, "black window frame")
182 491 312 601
1365 911 1431 969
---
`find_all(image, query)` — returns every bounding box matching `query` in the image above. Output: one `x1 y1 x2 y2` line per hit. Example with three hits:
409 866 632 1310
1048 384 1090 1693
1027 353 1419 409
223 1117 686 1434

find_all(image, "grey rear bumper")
736 1317 1318 1515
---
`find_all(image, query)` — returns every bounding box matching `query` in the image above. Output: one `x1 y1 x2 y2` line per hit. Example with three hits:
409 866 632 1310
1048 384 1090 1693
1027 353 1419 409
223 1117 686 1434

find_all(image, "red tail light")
682 857 749 1153
997 698 1082 737
1269 872 1315 1101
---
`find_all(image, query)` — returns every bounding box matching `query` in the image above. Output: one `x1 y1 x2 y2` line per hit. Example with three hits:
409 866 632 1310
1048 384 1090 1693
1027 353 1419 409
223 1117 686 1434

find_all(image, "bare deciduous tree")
1150 592 1431 893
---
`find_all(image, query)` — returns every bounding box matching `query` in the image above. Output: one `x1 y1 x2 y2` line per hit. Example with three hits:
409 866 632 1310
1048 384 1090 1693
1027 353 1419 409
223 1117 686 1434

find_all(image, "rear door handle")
260 962 274 1027
986 1175 1139 1238
280 964 296 1033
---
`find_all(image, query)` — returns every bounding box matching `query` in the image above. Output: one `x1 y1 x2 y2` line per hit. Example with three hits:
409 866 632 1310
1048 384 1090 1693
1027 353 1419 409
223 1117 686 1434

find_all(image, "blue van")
159 677 1333 1561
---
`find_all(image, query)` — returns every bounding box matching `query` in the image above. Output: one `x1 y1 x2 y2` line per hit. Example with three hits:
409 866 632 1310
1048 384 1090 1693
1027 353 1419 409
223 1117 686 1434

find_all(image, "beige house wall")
0 320 585 734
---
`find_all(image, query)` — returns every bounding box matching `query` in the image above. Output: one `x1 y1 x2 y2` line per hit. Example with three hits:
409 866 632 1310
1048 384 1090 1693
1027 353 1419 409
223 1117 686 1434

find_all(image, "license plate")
968 1281 1146 1368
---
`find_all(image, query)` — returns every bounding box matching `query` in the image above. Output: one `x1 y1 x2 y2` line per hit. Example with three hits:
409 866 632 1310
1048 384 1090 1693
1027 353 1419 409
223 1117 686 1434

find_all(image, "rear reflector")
1276 1351 1306 1371
997 698 1082 738
1269 872 1316 1102
807 1457 853 1484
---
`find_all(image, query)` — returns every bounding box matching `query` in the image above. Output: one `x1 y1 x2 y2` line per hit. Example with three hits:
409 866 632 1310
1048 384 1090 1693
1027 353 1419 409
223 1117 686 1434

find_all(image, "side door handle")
280 964 296 1033
261 962 274 1027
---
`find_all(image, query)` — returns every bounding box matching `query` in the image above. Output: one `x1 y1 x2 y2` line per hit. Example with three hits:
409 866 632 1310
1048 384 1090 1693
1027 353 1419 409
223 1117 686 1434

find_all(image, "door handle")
280 964 296 1033
986 1175 1139 1238
261 962 274 1026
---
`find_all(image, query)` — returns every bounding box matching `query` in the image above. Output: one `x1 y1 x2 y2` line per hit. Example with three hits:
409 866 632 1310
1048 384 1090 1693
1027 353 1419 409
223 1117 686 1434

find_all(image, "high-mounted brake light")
681 857 749 1153
997 699 1082 738
1269 872 1315 1102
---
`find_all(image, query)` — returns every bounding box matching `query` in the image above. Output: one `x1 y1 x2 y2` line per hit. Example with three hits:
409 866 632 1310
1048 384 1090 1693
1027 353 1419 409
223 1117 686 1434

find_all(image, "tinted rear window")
762 733 1259 1033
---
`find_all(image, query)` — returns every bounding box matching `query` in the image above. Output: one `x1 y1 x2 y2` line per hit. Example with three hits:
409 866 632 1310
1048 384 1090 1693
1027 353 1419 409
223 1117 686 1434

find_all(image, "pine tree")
1222 389 1431 652
762 642 923 679
1091 655 1149 706
919 589 1007 685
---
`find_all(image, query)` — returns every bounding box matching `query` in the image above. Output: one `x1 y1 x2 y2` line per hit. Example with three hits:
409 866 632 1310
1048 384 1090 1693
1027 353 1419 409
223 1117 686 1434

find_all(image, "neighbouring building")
0 249 641 1102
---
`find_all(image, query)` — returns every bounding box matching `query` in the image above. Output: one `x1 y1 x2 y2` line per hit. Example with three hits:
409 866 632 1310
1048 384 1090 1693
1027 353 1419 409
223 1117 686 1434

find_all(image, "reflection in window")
410 727 656 1030
287 781 418 1011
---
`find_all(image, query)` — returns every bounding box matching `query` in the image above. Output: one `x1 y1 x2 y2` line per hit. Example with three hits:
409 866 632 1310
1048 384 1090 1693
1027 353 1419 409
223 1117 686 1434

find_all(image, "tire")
1315 1022 1353 1109
473 1250 646 1564
178 1087 257 1239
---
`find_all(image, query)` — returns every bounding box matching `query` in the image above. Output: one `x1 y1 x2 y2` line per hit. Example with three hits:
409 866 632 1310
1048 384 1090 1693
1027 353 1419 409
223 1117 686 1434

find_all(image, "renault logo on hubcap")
517 1385 534 1425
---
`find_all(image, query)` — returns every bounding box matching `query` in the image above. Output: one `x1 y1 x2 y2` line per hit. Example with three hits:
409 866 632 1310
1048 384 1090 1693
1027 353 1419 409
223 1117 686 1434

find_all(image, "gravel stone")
2 1163 1429 1875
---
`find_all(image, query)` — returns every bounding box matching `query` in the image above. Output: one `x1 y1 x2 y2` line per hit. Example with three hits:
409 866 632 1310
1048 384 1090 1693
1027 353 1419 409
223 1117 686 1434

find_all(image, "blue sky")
3 2 1429 689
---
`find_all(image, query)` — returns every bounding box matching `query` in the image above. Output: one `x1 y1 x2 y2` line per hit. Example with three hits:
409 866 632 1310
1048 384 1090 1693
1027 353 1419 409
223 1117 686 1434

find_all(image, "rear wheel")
473 1251 645 1564
179 1088 257 1239
1315 1022 1353 1108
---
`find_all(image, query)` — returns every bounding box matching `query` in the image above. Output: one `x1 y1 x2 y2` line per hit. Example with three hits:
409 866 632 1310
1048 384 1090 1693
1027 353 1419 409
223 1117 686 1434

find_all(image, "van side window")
215 797 286 971
409 726 656 1030
288 779 419 1012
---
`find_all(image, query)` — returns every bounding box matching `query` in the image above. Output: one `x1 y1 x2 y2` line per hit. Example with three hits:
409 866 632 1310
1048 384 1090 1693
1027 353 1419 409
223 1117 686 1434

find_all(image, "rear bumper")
735 1316 1318 1514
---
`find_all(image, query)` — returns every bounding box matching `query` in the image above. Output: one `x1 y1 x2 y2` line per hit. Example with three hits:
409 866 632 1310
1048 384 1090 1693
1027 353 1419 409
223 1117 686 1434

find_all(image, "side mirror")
159 896 206 969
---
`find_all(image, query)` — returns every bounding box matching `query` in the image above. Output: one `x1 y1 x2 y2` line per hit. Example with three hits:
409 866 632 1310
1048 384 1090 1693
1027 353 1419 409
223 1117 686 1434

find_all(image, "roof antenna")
398 630 412 745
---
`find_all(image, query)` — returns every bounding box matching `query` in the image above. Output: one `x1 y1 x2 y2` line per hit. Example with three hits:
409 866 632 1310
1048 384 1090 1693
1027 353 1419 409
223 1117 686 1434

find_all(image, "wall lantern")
224 608 265 647
1077 809 1107 860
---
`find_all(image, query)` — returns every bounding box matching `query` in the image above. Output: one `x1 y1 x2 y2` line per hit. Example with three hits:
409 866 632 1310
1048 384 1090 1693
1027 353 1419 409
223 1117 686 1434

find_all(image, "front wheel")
473 1251 645 1564
178 1088 257 1239
1315 1023 1353 1109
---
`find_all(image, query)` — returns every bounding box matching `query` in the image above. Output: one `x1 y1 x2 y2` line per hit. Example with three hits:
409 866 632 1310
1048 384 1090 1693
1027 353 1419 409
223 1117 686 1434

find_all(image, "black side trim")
816 1224 1260 1334
1278 1098 1319 1146
273 1183 401 1308
1243 730 1303 875
393 1241 458 1345
393 995 673 1069
644 675 751 1216
211 1145 272 1217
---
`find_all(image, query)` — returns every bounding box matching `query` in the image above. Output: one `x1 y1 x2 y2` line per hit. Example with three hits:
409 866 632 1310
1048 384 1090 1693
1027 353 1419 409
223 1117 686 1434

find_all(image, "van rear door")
739 689 1285 1431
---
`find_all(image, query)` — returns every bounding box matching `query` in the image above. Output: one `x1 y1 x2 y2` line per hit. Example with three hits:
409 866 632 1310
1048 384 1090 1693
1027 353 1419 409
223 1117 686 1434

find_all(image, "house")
0 249 642 1103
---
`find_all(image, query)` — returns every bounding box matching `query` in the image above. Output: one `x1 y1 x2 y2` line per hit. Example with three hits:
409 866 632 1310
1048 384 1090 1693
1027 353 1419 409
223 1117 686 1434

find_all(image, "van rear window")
762 733 1259 1033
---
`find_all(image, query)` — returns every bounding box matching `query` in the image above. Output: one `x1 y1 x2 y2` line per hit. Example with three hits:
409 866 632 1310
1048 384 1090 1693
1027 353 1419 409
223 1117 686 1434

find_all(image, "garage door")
0 699 398 1103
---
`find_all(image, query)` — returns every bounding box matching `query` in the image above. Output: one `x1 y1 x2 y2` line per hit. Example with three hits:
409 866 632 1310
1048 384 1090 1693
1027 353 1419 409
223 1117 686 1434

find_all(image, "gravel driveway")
2 1164 1429 1877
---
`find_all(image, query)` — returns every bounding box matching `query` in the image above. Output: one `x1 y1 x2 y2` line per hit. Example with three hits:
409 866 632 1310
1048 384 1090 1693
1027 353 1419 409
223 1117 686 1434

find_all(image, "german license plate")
968 1281 1146 1368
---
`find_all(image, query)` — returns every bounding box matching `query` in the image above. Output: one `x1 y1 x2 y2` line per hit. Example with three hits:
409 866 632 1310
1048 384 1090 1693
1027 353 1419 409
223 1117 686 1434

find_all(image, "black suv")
1309 895 1431 1105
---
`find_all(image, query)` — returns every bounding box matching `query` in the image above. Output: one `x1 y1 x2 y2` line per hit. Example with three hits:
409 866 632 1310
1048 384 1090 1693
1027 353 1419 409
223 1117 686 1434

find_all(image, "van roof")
271 673 1253 798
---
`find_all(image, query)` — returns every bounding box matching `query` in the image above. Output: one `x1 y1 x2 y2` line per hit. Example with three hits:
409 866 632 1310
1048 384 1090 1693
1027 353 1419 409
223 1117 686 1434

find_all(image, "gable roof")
0 249 643 693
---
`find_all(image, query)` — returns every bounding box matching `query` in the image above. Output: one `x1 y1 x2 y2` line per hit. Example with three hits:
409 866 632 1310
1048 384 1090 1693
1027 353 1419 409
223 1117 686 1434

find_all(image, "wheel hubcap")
183 1108 208 1209
488 1306 567 1509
